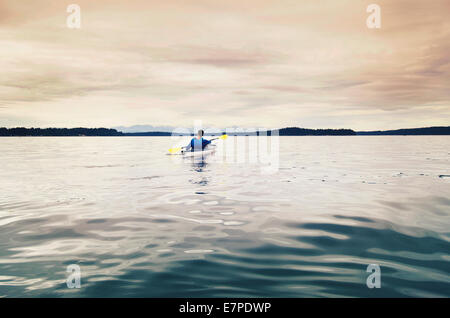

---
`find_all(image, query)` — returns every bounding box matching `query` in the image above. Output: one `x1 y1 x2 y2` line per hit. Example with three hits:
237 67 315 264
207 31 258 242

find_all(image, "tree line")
0 127 123 136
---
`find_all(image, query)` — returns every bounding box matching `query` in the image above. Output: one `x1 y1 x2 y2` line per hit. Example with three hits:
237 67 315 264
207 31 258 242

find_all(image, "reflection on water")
0 136 449 297
190 159 208 172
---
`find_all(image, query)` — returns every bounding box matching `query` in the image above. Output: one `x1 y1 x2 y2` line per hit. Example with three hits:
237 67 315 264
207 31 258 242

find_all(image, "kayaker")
185 130 211 152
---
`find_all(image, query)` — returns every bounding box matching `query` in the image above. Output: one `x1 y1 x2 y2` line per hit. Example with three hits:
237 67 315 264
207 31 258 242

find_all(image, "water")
0 136 449 297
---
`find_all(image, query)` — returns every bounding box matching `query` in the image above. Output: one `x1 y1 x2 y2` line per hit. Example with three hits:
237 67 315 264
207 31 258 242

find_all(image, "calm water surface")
0 136 449 297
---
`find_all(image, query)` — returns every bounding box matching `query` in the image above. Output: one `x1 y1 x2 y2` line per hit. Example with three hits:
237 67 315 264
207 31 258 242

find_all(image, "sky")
0 0 449 131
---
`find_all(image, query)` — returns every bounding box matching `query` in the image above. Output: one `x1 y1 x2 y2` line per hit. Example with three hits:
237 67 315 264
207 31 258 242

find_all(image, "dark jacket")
185 137 211 152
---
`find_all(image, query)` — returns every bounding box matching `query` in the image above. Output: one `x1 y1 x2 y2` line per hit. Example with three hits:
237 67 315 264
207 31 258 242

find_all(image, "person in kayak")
185 130 211 152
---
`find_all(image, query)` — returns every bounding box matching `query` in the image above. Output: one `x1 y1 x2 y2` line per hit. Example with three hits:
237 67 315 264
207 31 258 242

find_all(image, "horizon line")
1 125 449 133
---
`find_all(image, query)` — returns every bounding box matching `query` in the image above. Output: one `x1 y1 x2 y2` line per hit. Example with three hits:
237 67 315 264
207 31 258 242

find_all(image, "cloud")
0 0 449 130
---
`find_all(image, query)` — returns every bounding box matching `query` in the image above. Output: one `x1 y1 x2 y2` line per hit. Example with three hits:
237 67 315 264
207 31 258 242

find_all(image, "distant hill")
356 126 450 135
277 127 355 136
113 125 176 133
124 131 172 136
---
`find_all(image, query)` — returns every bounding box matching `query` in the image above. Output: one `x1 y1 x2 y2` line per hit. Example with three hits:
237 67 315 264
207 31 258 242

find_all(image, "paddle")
168 146 184 154
168 134 228 154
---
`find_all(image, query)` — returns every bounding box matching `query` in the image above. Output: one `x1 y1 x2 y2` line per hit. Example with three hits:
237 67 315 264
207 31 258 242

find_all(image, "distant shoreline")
0 126 449 136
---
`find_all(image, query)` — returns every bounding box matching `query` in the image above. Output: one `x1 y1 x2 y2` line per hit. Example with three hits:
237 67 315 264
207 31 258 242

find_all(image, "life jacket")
191 138 209 151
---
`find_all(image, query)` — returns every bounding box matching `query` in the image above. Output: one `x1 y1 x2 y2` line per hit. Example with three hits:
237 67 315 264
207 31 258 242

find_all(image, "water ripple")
0 136 449 297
